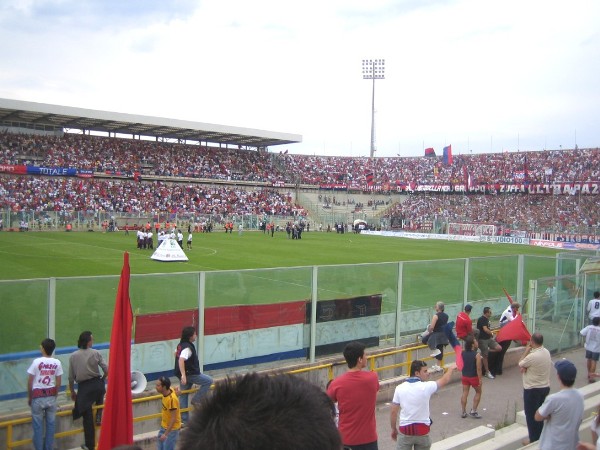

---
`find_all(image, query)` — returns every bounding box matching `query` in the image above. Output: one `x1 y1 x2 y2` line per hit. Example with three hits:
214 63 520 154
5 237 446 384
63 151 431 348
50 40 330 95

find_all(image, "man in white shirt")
27 338 63 450
581 317 600 382
390 360 455 449
587 291 600 323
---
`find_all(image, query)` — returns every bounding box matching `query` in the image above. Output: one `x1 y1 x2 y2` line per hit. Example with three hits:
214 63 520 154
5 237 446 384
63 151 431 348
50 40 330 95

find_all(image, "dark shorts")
586 350 600 361
478 338 499 356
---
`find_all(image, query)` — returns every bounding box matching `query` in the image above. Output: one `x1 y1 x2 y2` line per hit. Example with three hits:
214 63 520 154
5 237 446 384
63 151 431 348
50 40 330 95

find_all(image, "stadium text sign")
398 182 600 195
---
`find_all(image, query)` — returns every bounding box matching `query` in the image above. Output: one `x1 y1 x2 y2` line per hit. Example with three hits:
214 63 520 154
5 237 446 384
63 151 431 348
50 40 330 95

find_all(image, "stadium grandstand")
1 97 599 240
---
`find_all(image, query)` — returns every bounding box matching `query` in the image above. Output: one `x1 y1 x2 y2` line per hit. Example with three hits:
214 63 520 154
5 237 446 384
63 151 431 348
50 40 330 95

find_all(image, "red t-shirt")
456 311 473 339
327 370 379 445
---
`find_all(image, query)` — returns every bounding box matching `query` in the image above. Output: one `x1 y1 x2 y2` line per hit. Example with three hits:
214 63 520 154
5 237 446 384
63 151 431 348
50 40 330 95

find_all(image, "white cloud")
1 0 599 157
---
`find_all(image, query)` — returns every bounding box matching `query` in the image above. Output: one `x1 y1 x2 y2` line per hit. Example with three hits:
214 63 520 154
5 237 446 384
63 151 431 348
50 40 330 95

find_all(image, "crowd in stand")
2 131 600 185
385 194 600 232
1 131 600 232
0 175 298 218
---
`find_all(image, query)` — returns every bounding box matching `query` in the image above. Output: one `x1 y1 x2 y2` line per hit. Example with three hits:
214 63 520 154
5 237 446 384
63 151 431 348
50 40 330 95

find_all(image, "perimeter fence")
1 251 599 400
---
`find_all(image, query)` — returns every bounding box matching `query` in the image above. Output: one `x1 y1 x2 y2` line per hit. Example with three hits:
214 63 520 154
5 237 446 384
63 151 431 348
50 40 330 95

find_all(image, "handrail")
0 342 444 449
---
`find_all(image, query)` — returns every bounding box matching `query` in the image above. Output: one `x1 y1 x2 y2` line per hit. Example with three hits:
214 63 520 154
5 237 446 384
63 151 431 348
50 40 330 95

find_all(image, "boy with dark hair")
27 338 63 450
390 360 455 449
155 376 181 450
178 372 341 450
327 341 380 450
174 326 213 424
456 304 473 340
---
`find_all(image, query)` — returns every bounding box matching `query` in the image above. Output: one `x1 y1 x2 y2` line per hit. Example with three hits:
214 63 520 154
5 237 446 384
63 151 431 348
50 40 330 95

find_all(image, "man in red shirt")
456 304 473 340
327 341 380 450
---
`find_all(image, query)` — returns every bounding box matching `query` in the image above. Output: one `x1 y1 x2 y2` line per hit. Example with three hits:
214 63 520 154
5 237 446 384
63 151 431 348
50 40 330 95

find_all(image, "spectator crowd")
2 131 600 186
385 193 600 232
1 130 600 233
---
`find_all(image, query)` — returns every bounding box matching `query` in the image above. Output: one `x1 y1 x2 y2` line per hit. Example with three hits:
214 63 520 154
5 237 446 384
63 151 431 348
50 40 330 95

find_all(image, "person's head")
343 341 366 369
595 291 600 300
435 301 445 312
41 338 56 356
178 373 341 450
464 335 478 352
464 304 472 314
155 376 172 395
483 306 492 317
554 359 577 387
530 332 544 347
77 331 93 349
593 317 600 327
511 303 520 314
181 326 197 343
410 360 429 380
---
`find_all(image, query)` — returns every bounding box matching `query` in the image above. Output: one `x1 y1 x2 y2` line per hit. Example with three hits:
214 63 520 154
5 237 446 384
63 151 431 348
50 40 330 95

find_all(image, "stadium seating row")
1 131 599 185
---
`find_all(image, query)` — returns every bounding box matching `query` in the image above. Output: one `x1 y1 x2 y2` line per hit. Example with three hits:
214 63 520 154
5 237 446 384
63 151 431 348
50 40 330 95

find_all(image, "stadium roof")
0 98 302 149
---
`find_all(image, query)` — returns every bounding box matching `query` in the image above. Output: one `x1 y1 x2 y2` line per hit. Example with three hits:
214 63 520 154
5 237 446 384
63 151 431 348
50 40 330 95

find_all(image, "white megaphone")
131 371 147 394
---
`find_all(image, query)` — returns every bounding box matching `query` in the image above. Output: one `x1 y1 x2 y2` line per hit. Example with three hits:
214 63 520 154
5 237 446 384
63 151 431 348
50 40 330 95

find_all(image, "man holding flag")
490 303 521 376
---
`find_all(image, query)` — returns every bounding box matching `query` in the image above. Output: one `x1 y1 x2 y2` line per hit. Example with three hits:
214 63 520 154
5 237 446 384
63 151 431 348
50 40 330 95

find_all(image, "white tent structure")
150 238 188 262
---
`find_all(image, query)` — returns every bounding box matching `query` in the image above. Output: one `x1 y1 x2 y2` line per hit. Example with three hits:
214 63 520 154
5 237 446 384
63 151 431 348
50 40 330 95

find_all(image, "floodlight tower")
362 59 385 158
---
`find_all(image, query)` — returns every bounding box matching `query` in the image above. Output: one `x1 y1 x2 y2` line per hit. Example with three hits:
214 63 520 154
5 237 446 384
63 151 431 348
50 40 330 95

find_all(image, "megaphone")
131 371 147 394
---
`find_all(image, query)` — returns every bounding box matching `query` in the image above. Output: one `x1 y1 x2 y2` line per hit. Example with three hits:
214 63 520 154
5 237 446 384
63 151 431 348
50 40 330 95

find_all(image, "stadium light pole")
362 59 385 158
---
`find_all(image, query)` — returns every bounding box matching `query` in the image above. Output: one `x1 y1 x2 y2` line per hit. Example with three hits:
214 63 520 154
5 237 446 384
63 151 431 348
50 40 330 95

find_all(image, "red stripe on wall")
134 310 198 344
134 300 306 344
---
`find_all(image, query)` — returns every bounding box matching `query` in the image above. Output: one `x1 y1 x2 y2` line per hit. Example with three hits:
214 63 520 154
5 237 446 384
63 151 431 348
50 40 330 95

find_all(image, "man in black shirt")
476 307 501 379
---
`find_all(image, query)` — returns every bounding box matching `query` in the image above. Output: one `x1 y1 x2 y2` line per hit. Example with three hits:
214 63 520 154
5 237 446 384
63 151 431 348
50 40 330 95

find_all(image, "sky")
1 0 599 158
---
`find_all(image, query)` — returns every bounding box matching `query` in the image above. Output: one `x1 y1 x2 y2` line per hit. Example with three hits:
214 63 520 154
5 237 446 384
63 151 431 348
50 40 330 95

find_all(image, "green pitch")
0 231 560 353
0 230 558 279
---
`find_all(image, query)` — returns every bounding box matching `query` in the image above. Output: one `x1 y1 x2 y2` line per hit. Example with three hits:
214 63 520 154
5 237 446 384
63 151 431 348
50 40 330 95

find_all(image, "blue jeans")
157 427 180 450
180 372 213 422
31 396 57 450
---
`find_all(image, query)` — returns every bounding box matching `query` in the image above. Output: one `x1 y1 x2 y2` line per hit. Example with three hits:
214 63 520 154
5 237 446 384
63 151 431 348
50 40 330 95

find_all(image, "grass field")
0 230 560 279
0 230 562 353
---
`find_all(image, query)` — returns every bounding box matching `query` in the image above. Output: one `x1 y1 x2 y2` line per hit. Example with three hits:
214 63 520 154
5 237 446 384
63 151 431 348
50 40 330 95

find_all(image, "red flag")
496 315 531 345
502 287 514 304
98 252 133 450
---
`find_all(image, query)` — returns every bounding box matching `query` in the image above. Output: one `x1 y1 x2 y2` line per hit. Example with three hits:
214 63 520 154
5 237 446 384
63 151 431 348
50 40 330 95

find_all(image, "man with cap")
456 304 473 340
535 359 584 450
